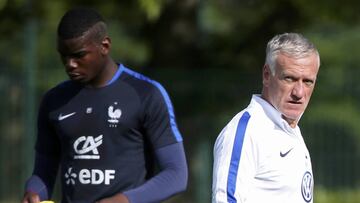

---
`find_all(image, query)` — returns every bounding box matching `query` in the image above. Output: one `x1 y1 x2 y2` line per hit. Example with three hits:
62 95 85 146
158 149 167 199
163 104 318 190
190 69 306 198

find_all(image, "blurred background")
1 0 360 202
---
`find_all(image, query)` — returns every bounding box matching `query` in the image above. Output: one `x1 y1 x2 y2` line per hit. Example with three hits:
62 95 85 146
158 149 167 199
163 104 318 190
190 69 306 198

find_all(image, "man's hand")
22 191 40 203
96 193 129 203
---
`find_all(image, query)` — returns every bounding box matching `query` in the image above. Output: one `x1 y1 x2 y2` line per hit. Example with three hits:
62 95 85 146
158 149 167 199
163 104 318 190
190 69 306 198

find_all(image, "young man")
212 33 320 203
22 8 187 203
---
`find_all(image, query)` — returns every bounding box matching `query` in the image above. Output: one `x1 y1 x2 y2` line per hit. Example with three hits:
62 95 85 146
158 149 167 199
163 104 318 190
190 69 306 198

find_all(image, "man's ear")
263 64 271 87
100 36 111 55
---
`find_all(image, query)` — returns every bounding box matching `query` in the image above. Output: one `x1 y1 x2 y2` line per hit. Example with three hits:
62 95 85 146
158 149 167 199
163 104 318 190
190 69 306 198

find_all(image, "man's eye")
72 52 86 58
304 80 314 86
284 77 294 82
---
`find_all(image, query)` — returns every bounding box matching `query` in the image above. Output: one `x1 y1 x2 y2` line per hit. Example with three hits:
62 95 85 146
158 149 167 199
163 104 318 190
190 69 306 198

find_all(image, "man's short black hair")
57 7 105 40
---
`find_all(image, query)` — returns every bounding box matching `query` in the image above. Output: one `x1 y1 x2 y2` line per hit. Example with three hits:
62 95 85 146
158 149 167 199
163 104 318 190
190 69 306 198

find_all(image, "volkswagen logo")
301 171 313 202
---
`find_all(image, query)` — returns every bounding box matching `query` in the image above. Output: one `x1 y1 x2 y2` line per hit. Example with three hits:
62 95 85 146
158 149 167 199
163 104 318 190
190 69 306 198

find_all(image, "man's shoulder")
120 66 168 99
226 104 259 126
120 66 157 86
47 79 76 92
222 105 272 136
41 80 81 108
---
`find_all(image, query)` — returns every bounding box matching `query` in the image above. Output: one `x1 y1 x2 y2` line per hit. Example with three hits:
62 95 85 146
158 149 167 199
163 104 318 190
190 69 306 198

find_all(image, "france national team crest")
301 171 313 202
107 102 121 127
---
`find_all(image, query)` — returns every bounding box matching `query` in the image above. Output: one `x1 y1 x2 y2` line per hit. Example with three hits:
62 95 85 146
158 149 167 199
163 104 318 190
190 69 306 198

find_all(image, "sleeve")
123 142 188 203
35 93 62 156
25 93 61 200
25 152 60 200
212 112 256 203
142 82 182 148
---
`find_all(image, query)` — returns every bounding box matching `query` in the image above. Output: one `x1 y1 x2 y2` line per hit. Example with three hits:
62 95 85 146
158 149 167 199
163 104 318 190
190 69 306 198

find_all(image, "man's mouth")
289 100 302 104
68 72 82 80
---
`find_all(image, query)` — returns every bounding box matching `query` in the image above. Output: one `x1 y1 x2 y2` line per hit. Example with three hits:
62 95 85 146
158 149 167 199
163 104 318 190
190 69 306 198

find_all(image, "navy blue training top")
34 64 185 202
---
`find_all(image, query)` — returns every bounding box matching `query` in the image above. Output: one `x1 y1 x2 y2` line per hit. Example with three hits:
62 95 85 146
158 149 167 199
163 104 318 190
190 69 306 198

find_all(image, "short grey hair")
265 33 320 75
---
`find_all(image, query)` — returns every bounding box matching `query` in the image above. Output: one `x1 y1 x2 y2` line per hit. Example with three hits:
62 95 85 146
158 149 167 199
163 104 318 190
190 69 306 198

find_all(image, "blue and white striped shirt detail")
227 112 251 203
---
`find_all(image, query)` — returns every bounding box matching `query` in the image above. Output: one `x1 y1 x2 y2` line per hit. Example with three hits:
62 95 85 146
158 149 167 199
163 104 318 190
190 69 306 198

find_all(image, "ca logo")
73 135 103 159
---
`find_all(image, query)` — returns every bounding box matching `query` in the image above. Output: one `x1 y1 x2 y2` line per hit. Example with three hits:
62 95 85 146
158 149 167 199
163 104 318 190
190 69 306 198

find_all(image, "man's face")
263 52 319 127
57 32 107 85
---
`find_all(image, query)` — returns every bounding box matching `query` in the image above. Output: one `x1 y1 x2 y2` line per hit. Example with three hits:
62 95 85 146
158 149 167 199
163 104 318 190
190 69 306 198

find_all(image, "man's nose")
64 57 78 69
292 81 304 99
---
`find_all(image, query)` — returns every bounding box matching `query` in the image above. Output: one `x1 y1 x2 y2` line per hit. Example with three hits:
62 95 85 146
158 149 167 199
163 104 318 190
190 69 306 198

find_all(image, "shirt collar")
250 94 300 135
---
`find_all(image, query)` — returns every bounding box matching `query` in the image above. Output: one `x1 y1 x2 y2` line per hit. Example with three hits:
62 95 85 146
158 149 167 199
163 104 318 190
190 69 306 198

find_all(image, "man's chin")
282 108 303 118
69 76 88 84
282 110 302 121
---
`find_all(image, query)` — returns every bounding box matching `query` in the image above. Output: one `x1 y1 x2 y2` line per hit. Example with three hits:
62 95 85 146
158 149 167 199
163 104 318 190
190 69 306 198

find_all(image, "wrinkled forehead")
277 51 320 67
275 52 320 76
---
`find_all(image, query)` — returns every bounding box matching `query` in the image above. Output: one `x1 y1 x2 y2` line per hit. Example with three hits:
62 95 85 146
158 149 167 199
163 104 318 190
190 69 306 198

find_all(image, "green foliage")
137 0 165 21
0 0 6 10
315 187 360 203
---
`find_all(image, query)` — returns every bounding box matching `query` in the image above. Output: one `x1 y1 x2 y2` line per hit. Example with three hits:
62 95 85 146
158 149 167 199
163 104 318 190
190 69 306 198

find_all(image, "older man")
212 33 320 203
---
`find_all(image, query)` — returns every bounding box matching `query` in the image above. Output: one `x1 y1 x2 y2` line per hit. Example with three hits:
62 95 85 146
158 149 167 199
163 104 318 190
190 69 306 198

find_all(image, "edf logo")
65 167 115 185
73 135 103 159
